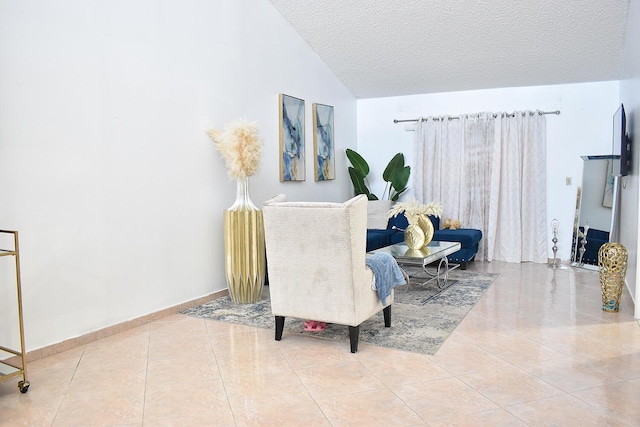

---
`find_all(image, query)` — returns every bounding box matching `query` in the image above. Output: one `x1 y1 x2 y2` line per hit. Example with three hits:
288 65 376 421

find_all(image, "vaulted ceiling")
268 0 630 98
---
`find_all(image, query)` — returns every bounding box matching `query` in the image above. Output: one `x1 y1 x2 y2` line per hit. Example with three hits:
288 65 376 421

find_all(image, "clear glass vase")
229 176 258 211
223 177 265 303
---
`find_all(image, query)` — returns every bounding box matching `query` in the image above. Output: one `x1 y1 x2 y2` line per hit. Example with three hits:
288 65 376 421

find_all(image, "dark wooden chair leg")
383 305 391 327
349 325 360 353
275 316 285 341
460 261 468 270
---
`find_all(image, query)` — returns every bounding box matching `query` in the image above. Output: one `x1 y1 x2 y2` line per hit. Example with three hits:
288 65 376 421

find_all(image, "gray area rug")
181 268 498 355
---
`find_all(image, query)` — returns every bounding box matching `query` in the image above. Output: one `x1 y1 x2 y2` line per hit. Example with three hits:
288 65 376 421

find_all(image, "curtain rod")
393 110 560 123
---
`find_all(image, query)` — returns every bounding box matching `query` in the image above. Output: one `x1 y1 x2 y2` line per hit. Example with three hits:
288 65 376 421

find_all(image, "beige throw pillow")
367 200 393 229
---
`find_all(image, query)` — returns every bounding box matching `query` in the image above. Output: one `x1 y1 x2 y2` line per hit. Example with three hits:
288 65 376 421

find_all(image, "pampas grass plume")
207 119 263 179
387 199 443 226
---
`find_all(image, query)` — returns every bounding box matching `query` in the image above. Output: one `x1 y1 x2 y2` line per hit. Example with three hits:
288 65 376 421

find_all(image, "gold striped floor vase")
223 177 265 304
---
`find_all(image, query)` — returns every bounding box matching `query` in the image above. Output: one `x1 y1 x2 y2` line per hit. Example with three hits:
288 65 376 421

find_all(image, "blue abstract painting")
313 103 335 181
279 94 305 181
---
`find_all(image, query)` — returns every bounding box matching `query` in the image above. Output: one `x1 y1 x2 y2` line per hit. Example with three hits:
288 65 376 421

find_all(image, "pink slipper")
304 320 327 332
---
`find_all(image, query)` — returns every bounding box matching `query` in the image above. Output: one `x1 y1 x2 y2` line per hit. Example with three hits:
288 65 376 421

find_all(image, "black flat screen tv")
612 104 631 176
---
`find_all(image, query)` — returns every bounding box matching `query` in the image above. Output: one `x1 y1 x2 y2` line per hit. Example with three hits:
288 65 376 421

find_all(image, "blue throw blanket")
365 253 406 305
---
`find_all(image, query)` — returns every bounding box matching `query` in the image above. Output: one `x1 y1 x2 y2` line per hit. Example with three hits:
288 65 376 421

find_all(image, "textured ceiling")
268 0 630 98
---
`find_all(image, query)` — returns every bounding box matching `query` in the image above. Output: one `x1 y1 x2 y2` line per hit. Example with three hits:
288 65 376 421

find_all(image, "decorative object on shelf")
312 103 335 181
345 149 410 201
279 94 305 181
388 199 442 247
207 119 265 304
598 242 628 312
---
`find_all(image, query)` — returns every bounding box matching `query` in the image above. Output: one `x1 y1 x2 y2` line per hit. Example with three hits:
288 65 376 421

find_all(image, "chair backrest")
263 194 372 322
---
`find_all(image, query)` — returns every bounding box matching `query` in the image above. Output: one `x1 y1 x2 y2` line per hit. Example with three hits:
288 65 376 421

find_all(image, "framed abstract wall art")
279 94 305 181
313 103 335 181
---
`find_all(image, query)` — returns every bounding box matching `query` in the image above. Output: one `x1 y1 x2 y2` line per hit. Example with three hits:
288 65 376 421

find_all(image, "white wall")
357 82 620 262
0 0 357 351
619 0 640 315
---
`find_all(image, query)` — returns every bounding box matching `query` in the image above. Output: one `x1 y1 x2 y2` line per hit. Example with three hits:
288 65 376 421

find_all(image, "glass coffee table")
370 241 461 289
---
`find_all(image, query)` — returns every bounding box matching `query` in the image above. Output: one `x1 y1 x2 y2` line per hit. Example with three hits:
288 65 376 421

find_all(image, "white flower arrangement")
387 199 443 226
207 119 263 179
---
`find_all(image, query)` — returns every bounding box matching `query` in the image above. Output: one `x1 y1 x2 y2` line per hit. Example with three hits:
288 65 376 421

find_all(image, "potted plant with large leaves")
346 148 410 201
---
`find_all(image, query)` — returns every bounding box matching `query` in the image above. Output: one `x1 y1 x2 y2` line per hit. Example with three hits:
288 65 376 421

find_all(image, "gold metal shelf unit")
0 230 30 393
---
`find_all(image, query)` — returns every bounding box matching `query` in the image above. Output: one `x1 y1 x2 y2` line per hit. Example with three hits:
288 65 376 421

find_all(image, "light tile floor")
1 261 639 426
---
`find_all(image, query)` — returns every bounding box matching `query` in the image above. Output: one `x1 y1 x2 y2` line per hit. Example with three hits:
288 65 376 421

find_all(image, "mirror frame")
571 155 620 270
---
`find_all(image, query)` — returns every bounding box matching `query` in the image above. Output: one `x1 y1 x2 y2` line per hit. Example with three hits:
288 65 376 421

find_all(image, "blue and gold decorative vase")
598 242 627 312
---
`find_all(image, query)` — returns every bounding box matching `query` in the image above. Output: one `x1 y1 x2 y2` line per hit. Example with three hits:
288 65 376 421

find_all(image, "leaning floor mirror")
571 155 620 270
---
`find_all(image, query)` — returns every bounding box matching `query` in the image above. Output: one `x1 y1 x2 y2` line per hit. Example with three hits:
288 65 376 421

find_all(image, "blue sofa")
366 214 482 269
575 226 609 266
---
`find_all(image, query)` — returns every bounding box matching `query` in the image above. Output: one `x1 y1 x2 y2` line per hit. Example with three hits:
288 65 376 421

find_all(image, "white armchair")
262 194 392 353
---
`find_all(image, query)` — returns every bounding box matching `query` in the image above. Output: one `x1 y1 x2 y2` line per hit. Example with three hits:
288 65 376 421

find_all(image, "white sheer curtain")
413 111 547 263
